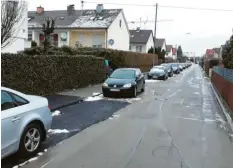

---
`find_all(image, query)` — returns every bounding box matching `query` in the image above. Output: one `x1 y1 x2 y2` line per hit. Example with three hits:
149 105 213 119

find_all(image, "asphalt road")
6 64 233 168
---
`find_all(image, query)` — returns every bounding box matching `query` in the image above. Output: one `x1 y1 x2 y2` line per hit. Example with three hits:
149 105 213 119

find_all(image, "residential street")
15 64 233 168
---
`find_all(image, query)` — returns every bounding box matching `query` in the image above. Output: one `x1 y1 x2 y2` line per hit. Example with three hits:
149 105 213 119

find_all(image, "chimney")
37 6 44 15
96 4 103 13
136 27 140 32
67 4 75 15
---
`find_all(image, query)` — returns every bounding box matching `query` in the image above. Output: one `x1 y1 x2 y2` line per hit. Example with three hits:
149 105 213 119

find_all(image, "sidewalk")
47 84 102 111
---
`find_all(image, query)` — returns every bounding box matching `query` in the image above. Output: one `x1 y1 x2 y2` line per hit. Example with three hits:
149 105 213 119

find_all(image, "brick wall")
211 68 233 113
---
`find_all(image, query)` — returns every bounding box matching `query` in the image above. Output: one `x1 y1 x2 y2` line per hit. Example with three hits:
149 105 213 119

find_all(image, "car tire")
132 87 137 97
18 123 43 156
103 92 108 97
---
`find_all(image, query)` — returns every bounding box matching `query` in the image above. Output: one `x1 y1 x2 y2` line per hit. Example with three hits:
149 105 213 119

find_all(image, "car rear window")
110 70 135 79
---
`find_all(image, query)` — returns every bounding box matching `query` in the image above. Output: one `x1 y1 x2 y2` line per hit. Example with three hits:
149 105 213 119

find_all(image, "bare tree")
1 0 27 48
42 17 56 53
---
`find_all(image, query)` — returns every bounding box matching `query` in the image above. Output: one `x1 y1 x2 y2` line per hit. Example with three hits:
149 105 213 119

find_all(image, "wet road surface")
4 64 233 168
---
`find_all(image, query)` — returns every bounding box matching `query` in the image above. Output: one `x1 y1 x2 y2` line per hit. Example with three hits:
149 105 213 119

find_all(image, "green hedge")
1 54 106 95
22 46 158 72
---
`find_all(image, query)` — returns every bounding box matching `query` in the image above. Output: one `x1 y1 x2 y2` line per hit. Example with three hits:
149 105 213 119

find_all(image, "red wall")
211 71 233 113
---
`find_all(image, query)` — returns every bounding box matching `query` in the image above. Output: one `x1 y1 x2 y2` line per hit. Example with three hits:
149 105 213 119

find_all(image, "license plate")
110 89 120 92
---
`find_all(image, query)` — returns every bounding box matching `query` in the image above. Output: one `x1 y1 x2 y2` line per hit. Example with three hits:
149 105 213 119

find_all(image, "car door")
136 69 143 91
1 90 28 158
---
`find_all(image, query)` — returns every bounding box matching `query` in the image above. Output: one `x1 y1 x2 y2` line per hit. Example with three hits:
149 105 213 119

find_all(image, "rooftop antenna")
81 0 84 15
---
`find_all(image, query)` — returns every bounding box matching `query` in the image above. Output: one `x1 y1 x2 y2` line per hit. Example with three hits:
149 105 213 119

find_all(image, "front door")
1 91 21 158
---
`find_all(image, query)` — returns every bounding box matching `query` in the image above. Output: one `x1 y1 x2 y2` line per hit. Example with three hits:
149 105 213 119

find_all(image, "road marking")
180 99 184 105
174 116 216 122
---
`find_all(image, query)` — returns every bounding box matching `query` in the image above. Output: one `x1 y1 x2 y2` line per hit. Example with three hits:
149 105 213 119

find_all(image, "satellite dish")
108 39 114 46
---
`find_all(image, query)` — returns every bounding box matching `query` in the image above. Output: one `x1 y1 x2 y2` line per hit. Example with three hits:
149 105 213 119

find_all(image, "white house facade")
1 1 29 53
107 10 129 51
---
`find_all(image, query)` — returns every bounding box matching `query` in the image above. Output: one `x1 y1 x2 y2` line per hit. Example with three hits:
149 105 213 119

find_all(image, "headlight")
123 83 132 88
102 83 108 87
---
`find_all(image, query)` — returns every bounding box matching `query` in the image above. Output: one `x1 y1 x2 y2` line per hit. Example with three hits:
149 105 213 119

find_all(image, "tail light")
48 104 51 110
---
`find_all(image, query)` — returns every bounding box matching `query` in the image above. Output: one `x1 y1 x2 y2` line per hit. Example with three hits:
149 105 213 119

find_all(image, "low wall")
211 66 233 113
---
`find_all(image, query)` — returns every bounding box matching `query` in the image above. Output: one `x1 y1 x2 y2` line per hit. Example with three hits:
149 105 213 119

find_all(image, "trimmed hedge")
2 54 106 95
21 46 158 72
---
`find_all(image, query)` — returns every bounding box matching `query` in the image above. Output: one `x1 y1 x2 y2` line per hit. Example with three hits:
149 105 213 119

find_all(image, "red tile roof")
206 49 215 56
172 48 177 55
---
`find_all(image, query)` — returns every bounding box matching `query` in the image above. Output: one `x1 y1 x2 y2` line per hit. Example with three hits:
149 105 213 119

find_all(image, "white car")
1 87 52 159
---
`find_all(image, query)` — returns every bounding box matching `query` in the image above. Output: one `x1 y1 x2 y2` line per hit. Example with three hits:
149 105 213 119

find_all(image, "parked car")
178 64 184 71
148 66 168 80
170 63 180 74
161 63 173 77
102 68 145 97
1 87 52 159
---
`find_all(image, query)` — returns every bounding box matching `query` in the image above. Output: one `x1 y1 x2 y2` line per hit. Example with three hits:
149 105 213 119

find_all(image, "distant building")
28 4 130 51
166 45 173 57
154 38 166 51
129 29 154 53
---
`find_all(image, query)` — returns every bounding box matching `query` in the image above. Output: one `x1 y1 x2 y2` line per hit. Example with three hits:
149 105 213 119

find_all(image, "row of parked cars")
102 63 192 98
148 63 192 80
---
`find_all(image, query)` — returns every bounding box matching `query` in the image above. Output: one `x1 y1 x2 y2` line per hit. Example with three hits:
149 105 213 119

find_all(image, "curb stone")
51 93 103 111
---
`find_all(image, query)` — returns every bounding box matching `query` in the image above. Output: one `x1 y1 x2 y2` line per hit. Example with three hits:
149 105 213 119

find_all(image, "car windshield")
171 64 178 67
110 69 135 79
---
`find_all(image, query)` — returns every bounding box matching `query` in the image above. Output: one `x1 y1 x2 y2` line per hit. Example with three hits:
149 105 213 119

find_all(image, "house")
165 45 173 57
129 29 154 53
172 48 177 60
213 47 221 58
28 4 130 50
1 1 30 53
205 49 218 60
154 38 166 51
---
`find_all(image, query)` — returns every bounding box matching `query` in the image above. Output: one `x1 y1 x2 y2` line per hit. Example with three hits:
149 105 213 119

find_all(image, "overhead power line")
83 1 233 12
83 1 154 7
159 5 233 12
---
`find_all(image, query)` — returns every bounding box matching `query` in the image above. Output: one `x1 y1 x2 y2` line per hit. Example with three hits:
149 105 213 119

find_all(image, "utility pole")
153 3 158 65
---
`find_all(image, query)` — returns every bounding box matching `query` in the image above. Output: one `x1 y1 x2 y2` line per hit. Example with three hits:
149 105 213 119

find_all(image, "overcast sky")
28 0 233 56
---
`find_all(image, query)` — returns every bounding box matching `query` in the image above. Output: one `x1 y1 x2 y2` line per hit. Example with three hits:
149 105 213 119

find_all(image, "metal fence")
213 66 233 83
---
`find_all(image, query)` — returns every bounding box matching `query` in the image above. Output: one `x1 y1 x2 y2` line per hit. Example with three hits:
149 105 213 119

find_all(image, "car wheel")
141 83 145 92
19 123 43 156
132 87 137 97
103 92 108 97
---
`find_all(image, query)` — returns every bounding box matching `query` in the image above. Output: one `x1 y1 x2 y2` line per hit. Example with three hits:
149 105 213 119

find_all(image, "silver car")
1 87 52 159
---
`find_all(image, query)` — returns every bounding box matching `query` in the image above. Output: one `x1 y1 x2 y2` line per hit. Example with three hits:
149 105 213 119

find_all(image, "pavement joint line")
210 81 233 132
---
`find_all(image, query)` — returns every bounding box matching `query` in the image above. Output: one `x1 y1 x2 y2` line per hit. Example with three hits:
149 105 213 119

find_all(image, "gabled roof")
155 38 165 48
213 48 221 55
206 49 215 56
129 30 153 44
28 9 122 28
166 45 173 51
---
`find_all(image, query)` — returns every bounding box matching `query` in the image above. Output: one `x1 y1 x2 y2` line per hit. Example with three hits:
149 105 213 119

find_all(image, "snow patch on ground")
37 152 44 156
204 119 216 122
44 149 48 152
85 96 103 101
48 129 69 134
145 79 160 83
52 110 61 116
109 114 120 120
194 92 200 95
93 92 101 96
29 157 38 162
106 97 141 103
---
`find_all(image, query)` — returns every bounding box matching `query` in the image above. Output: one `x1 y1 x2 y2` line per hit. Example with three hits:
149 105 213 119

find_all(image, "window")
119 20 122 28
129 46 131 50
10 93 28 106
92 45 102 48
136 46 142 52
28 30 32 41
1 91 15 111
